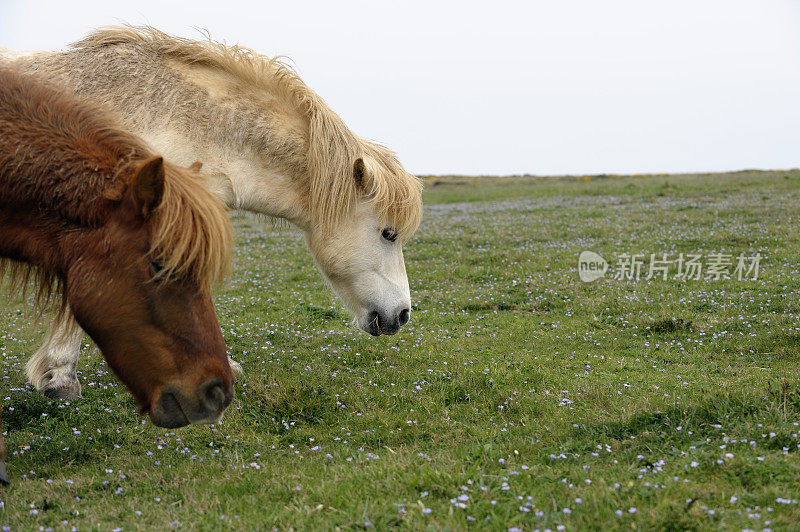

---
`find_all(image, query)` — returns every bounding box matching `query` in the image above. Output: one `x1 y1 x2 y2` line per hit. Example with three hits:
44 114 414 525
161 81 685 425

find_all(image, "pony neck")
143 137 313 231
221 156 312 231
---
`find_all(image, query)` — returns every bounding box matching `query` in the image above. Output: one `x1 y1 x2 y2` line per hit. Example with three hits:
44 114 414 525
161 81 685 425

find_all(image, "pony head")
0 64 236 427
303 143 423 336
65 156 234 427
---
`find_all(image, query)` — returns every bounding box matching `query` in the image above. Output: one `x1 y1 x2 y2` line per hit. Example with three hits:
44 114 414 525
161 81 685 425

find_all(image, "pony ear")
130 156 165 218
353 157 369 191
188 161 203 172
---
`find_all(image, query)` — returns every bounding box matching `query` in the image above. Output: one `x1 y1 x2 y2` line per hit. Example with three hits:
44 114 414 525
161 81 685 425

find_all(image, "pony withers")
0 66 235 482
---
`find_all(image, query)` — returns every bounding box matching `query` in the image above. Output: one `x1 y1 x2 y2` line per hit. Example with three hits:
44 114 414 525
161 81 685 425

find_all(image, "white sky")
2 0 799 175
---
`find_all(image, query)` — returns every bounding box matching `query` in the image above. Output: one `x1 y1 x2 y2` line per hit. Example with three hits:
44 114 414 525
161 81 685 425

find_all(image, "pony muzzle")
149 378 233 428
365 306 410 336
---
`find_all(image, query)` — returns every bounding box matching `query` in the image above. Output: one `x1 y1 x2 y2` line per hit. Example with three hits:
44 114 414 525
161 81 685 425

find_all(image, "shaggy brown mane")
72 26 423 239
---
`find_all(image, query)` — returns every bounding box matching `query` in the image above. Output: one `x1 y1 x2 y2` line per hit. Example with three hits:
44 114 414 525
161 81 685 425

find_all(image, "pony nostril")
398 308 410 326
151 389 189 428
201 378 226 412
366 310 381 336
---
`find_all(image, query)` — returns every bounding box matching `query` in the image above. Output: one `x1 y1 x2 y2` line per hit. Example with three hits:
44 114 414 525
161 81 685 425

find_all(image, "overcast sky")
2 1 799 175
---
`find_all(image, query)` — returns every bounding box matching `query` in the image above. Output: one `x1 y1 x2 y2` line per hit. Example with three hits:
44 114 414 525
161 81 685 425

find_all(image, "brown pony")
0 65 235 483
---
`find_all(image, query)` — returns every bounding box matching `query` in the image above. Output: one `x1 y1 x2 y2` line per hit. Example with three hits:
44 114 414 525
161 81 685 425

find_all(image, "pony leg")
0 405 8 484
26 307 84 400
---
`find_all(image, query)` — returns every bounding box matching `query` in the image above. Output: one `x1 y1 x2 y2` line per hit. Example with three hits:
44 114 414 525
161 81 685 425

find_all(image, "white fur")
26 311 83 396
304 202 411 332
141 130 412 332
0 48 45 60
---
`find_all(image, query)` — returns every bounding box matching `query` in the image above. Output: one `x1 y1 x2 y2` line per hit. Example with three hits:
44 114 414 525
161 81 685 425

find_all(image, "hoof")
0 461 8 485
39 371 82 401
229 358 244 377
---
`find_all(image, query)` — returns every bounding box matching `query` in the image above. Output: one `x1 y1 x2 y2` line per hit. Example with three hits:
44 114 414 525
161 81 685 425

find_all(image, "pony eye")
381 228 398 243
150 261 165 276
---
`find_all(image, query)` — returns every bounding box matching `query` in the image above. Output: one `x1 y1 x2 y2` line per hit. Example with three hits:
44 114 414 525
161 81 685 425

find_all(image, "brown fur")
0 65 235 479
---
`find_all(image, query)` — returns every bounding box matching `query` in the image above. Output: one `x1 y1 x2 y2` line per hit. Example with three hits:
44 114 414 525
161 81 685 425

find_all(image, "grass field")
1 170 800 530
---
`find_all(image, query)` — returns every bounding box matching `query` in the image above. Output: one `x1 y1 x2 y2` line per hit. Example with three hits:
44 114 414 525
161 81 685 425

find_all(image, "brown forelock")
146 160 232 290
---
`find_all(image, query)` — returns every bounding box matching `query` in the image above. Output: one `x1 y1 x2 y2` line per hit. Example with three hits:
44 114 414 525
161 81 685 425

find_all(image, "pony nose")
365 308 410 336
150 379 232 428
398 308 410 327
150 389 189 428
200 378 229 414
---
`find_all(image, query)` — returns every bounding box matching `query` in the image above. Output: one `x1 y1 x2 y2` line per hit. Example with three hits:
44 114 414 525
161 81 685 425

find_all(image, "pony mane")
72 26 423 240
0 259 62 317
150 162 232 289
0 65 231 312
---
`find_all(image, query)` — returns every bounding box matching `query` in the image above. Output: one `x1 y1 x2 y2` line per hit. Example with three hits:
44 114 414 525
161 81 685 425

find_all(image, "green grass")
2 169 800 529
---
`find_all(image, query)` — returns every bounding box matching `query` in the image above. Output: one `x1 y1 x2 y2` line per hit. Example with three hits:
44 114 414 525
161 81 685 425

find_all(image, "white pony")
2 26 423 399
